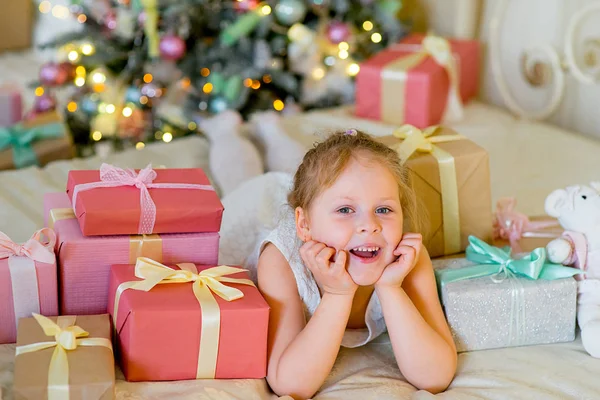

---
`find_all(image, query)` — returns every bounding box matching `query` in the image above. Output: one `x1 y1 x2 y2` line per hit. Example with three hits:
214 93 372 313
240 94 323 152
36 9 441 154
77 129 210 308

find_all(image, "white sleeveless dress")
219 172 387 348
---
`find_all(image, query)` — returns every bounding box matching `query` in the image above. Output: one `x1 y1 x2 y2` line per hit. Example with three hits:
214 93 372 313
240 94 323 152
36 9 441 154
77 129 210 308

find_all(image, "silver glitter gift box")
432 257 578 352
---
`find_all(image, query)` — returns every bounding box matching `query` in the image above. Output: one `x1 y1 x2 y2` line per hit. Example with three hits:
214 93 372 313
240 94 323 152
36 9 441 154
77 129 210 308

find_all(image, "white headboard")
426 0 600 139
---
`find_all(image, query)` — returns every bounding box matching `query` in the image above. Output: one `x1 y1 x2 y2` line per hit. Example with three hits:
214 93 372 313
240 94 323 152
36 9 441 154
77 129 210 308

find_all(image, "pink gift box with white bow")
0 228 58 344
66 163 224 236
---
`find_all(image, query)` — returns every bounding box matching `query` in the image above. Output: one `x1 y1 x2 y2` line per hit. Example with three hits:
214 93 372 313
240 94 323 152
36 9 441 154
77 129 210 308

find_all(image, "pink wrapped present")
66 163 224 236
108 258 269 381
0 84 23 127
0 228 58 344
44 192 220 315
355 33 480 128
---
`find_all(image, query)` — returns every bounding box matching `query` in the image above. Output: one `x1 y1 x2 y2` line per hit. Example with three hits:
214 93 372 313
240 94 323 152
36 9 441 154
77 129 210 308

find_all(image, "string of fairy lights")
36 0 387 150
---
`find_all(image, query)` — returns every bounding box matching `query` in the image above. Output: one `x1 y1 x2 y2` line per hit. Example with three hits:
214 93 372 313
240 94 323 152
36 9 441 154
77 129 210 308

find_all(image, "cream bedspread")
2 102 600 399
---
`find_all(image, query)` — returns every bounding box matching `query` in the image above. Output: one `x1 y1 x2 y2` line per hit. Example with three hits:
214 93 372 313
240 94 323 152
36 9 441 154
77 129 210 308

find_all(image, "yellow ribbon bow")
392 124 465 255
391 124 465 161
15 314 113 400
382 33 464 124
113 257 255 379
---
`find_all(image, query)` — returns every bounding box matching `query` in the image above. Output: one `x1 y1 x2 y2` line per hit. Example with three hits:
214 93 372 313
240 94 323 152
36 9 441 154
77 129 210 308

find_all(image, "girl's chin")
347 265 385 287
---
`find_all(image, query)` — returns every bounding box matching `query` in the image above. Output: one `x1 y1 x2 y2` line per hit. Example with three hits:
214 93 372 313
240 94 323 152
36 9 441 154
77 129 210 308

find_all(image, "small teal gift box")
433 236 581 352
0 111 73 170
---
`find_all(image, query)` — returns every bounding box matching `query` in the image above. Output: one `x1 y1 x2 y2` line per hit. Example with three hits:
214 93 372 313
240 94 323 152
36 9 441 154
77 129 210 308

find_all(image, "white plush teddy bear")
545 183 600 357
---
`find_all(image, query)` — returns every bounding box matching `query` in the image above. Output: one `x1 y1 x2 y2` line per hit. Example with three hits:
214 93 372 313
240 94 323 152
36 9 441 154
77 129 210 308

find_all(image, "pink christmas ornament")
159 34 186 61
39 62 68 87
327 21 351 44
234 0 259 11
104 11 117 30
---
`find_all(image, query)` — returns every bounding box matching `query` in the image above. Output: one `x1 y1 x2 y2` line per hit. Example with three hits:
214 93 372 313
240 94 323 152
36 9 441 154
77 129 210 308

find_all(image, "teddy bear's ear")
545 189 568 218
590 182 600 193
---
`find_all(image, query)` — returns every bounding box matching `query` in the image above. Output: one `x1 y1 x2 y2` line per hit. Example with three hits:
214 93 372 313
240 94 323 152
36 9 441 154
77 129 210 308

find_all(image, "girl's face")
296 155 404 286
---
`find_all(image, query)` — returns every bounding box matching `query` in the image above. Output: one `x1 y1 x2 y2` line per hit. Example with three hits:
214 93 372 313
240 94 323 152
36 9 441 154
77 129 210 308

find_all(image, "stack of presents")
3 165 269 397
0 33 581 398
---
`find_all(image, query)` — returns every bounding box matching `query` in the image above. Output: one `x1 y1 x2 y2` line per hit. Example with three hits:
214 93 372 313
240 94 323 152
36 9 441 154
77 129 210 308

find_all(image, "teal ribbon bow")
0 122 64 169
435 235 582 288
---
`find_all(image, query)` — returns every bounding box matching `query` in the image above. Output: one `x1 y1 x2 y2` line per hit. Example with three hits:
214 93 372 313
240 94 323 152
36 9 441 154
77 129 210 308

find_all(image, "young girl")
255 129 457 399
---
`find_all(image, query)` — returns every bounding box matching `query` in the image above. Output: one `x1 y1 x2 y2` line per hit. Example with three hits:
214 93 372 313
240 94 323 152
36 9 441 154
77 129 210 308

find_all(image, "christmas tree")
34 0 421 156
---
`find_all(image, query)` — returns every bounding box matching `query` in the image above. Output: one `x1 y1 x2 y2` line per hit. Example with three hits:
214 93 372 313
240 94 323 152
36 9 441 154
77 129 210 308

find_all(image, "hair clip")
344 128 357 136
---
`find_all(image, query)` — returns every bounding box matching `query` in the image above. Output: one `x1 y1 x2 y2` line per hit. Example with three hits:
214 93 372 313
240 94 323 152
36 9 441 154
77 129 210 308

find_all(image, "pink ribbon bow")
72 163 215 234
1 228 57 330
492 197 561 254
0 228 56 263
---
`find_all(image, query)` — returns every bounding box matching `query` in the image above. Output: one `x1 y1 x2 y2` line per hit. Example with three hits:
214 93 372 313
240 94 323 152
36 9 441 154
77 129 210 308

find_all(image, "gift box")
108 257 269 381
0 84 23 127
433 236 580 352
0 229 58 344
355 33 480 128
377 125 492 257
0 0 33 53
0 111 75 171
13 313 115 399
66 163 224 236
44 192 220 315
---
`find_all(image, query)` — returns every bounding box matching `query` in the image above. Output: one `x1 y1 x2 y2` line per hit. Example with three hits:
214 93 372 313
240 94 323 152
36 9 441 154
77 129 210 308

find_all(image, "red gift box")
0 229 58 344
355 33 480 128
66 164 224 236
44 192 220 315
108 258 270 381
0 84 23 127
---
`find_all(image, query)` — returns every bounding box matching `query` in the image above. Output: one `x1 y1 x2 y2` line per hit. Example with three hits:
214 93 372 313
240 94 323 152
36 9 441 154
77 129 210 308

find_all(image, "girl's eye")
376 207 392 214
337 207 353 214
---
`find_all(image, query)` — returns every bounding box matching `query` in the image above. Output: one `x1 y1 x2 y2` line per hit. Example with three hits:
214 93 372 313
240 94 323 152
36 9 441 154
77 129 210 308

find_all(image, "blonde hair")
288 129 426 233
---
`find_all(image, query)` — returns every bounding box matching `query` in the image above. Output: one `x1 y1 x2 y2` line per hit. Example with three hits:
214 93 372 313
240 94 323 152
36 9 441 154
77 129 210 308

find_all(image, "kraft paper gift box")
0 111 75 171
44 192 220 315
0 229 58 344
13 313 115 399
0 0 33 53
66 163 224 236
355 33 480 128
433 236 580 353
0 84 23 127
108 258 270 381
377 125 492 258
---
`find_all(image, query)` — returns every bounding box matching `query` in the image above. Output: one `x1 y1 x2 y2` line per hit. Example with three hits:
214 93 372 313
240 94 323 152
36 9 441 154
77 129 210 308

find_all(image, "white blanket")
2 102 600 399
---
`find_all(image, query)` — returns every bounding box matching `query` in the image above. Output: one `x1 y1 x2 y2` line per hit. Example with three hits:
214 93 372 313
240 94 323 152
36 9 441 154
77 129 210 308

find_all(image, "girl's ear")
295 207 312 242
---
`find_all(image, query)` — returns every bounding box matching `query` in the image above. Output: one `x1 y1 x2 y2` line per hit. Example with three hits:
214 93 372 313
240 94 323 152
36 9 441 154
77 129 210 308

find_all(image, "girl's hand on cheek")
299 241 357 296
376 233 423 289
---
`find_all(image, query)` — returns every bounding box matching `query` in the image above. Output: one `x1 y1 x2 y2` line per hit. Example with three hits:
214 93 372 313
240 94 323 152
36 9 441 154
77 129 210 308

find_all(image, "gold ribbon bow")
141 0 159 58
392 124 465 254
382 33 464 124
113 257 255 379
15 313 113 400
